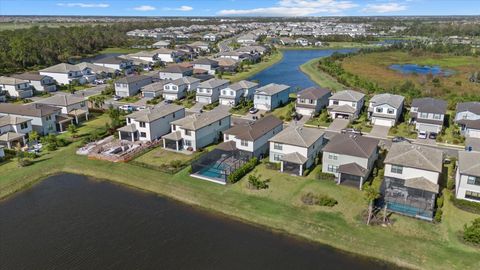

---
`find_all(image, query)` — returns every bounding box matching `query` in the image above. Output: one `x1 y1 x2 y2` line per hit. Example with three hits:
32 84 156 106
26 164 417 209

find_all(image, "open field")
300 58 346 91
0 117 479 270
222 50 283 82
341 51 480 100
98 47 144 54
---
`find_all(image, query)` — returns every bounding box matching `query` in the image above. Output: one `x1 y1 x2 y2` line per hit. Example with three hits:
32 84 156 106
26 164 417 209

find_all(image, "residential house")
118 104 185 142
152 40 171 48
296 38 310 46
92 56 133 72
0 103 62 135
75 62 118 79
0 145 4 158
382 142 443 221
195 78 230 104
455 102 480 138
39 63 94 85
163 110 231 151
114 75 153 97
322 134 379 189
410 98 447 134
237 33 258 44
224 115 283 158
159 65 193 80
219 80 259 106
295 87 332 116
153 48 181 63
162 77 200 101
367 93 405 127
203 33 217 42
269 126 325 176
279 37 295 46
0 77 33 99
192 58 219 75
0 115 32 148
455 151 480 203
254 83 291 111
215 58 239 73
11 73 56 92
327 90 365 120
188 41 210 53
141 81 168 98
218 51 253 62
34 94 89 125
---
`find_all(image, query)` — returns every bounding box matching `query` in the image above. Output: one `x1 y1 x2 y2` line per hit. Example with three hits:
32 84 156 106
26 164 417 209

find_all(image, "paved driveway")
326 118 349 132
369 125 390 139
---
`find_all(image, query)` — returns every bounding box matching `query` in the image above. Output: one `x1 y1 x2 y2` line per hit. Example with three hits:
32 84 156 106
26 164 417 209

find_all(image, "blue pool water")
249 49 355 91
197 162 228 180
389 64 455 77
386 202 432 220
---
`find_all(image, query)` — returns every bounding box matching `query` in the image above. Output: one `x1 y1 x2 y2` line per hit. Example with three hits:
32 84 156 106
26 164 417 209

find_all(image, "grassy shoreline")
300 58 345 90
222 50 284 82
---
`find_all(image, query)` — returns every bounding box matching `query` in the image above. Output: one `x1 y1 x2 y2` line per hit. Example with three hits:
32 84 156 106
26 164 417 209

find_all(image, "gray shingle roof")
269 126 324 148
255 83 290 96
329 90 365 102
142 81 169 92
323 134 378 158
162 65 192 74
198 78 229 89
404 177 439 193
297 87 331 100
411 98 447 114
458 151 480 177
171 110 230 131
40 63 82 73
228 80 258 91
0 76 29 85
126 104 184 123
116 75 152 84
384 142 443 173
456 102 480 115
193 58 218 66
0 103 61 117
281 152 308 164
35 94 85 107
11 73 48 81
370 93 404 109
0 115 31 127
224 115 282 141
338 162 368 177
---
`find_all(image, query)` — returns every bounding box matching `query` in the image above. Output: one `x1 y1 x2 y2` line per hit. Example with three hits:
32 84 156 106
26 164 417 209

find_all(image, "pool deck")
190 173 227 185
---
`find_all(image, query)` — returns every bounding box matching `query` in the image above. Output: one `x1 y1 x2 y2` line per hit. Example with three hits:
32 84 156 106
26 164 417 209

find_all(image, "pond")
389 64 455 77
69 53 122 64
0 174 394 270
249 49 355 91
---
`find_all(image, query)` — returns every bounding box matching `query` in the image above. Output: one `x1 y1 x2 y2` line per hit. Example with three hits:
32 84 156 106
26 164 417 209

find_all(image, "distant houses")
39 63 95 85
159 65 193 80
11 73 57 92
0 77 34 99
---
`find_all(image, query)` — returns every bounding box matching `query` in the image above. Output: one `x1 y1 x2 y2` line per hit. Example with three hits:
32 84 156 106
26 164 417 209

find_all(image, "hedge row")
451 195 480 215
227 157 258 184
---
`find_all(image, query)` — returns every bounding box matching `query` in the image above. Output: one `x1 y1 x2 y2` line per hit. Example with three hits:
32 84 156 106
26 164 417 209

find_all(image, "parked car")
94 79 105 84
113 95 121 101
418 131 427 139
165 100 173 104
341 128 362 135
136 106 146 111
392 136 411 143
249 107 259 114
119 105 134 112
428 132 437 139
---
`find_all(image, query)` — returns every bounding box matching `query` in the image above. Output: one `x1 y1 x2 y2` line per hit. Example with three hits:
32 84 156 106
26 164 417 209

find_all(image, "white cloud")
57 3 109 8
133 5 156 11
218 0 358 16
362 3 407 13
164 5 194 12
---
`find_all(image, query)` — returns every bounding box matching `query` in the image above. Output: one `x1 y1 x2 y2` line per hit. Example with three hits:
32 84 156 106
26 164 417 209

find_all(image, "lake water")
249 49 355 91
0 174 394 270
69 53 122 64
389 64 455 77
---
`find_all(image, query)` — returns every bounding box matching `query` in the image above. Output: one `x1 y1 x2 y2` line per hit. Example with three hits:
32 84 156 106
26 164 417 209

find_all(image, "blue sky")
0 0 479 17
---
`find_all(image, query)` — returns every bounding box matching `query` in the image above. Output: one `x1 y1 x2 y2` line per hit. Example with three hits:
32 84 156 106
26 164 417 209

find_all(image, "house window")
273 143 283 150
80 101 85 107
419 112 428 118
20 122 28 129
467 176 480 186
127 118 131 124
273 154 282 161
465 191 480 201
299 98 305 104
172 125 176 131
184 140 192 146
433 114 442 120
46 115 52 121
140 132 147 138
328 153 338 160
225 135 229 140
327 165 338 173
333 100 339 105
351 102 356 108
376 108 383 113
185 130 192 136
309 99 314 104
172 112 175 118
230 91 234 95
139 122 146 128
222 90 226 95
387 109 395 114
241 140 248 147
391 165 403 174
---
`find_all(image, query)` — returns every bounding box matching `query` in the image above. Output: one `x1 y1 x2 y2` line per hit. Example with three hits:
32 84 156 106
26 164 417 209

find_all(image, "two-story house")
382 142 444 221
34 94 89 125
203 33 217 42
163 110 231 151
162 78 188 101
141 81 168 98
125 51 159 65
455 102 480 138
92 56 133 73
115 75 153 97
219 80 259 106
118 104 185 142
0 77 33 99
39 63 93 85
322 134 379 189
410 98 447 134
269 126 325 176
237 33 258 45
223 115 283 158
456 151 480 203
368 93 405 127
0 115 32 148
11 73 57 92
295 87 332 117
159 65 194 80
254 83 291 111
153 48 181 63
327 90 365 120
192 58 219 75
195 78 230 104
0 103 61 135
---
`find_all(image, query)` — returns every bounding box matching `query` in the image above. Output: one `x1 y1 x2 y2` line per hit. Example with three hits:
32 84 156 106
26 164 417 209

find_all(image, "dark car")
164 99 173 104
392 136 411 143
341 128 362 135
428 132 437 139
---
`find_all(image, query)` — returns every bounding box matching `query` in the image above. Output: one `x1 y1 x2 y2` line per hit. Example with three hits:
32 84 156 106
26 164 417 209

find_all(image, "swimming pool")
195 162 228 182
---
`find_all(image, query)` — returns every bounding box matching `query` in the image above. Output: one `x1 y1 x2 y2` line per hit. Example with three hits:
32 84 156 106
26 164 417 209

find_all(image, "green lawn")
222 51 284 82
389 122 418 139
300 58 345 91
270 101 295 121
1 113 480 270
134 147 199 167
98 47 143 54
119 96 141 103
349 111 373 133
436 111 465 145
305 110 332 128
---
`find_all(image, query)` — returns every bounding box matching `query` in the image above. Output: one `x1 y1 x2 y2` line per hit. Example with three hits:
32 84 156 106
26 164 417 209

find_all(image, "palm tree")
364 186 380 225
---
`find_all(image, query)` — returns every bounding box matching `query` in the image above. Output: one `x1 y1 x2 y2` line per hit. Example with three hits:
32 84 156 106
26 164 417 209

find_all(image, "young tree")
364 185 380 225
88 95 106 109
463 217 480 245
67 124 78 139
28 131 39 145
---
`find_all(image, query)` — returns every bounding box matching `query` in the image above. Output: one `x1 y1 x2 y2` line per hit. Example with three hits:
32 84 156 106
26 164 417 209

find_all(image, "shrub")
301 192 338 207
315 171 335 181
227 157 258 184
434 209 443 223
247 172 269 190
463 218 480 245
17 158 33 167
264 161 280 170
451 196 480 215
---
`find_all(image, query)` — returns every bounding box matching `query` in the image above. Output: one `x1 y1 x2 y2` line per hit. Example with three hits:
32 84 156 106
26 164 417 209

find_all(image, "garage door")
220 99 234 106
297 108 314 116
196 96 210 103
417 123 439 133
373 118 393 127
143 92 155 98
468 129 480 138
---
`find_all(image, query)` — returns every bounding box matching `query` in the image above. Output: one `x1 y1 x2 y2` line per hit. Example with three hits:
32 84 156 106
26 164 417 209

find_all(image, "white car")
418 131 427 139
119 105 134 112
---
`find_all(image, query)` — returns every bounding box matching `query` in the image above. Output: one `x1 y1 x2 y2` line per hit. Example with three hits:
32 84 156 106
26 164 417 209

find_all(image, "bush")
316 171 335 181
434 209 443 223
451 196 480 215
463 217 480 245
227 157 258 184
247 172 269 190
17 158 33 167
301 192 338 207
264 161 280 170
